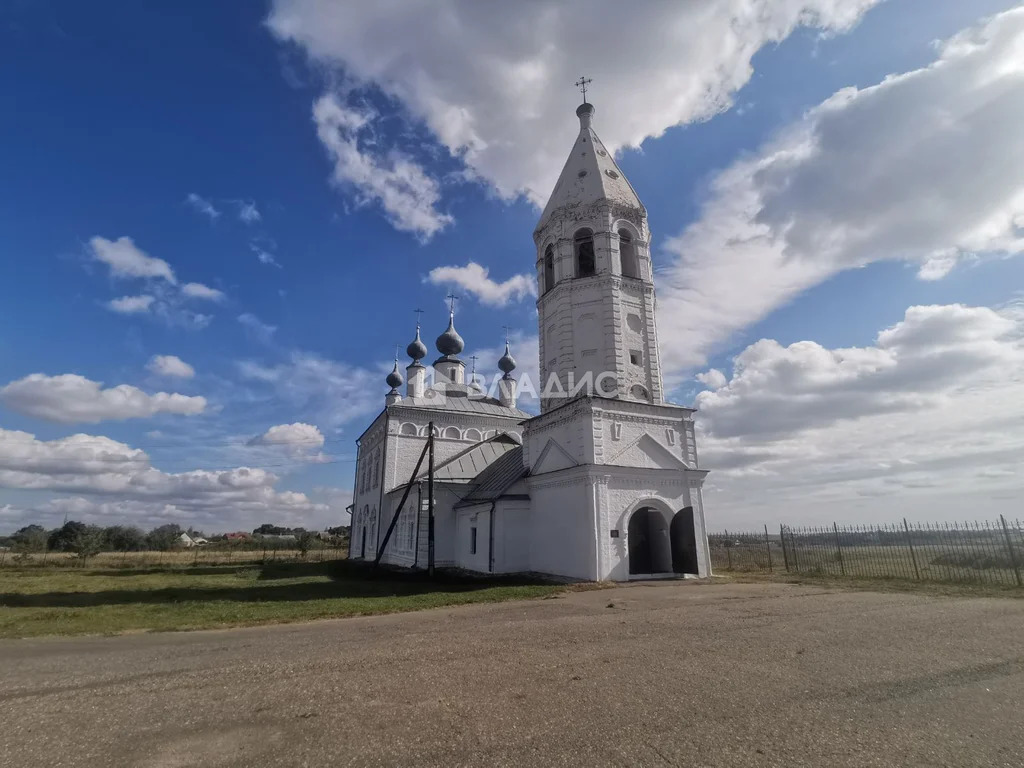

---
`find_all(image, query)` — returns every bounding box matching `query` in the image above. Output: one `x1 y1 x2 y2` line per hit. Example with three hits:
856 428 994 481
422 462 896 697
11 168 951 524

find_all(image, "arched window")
574 229 595 277
443 426 461 440
465 428 482 442
372 450 380 488
400 422 418 436
543 244 555 294
619 229 639 279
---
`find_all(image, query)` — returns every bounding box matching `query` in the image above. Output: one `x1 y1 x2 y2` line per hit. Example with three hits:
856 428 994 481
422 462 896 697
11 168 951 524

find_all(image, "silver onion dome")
386 361 404 389
435 313 464 357
406 326 428 361
498 341 516 375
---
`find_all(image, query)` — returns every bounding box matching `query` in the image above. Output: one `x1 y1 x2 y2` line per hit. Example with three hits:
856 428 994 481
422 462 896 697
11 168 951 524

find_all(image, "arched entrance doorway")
628 507 672 576
671 507 698 575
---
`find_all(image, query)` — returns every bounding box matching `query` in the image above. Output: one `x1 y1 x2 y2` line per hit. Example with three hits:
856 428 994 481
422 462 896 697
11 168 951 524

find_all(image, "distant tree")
11 524 48 553
296 531 318 557
254 523 286 536
147 524 184 551
104 525 146 552
326 525 350 536
48 521 88 552
71 526 105 561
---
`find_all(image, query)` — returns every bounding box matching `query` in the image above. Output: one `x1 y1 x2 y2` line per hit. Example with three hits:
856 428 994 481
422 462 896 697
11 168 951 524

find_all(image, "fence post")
903 518 921 580
779 524 790 572
833 522 845 576
999 515 1023 587
764 524 773 573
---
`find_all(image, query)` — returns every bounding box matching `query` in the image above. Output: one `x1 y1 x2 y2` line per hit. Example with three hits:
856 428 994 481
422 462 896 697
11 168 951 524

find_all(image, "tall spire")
534 97 644 235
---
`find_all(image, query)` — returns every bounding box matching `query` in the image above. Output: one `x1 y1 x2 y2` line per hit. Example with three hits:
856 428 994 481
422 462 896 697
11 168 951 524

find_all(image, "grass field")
0 559 569 639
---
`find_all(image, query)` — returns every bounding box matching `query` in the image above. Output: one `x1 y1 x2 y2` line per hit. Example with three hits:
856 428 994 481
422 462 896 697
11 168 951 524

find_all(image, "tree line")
1 521 351 560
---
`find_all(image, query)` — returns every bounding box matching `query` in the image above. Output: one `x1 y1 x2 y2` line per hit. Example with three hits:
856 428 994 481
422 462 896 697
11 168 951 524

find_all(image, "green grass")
0 559 569 639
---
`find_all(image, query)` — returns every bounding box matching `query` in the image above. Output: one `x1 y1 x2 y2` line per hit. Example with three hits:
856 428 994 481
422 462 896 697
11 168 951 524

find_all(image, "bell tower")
533 99 665 412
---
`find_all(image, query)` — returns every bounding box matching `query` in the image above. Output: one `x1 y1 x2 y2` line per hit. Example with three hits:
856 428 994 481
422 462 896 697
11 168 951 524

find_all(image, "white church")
348 98 710 581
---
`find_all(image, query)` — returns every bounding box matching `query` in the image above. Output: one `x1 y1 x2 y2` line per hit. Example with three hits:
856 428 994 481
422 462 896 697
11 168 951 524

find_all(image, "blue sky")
2 0 1023 532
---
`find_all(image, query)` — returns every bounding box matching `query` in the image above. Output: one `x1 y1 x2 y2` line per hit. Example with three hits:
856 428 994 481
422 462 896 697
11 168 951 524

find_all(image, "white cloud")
181 282 226 302
696 303 1024 526
0 374 206 424
311 94 453 240
235 200 261 224
238 351 382 429
0 429 337 531
250 242 282 268
107 295 155 314
238 313 277 344
147 355 196 379
695 368 727 390
89 236 176 284
427 262 535 306
186 193 221 220
248 422 328 463
658 7 1024 372
268 0 878 205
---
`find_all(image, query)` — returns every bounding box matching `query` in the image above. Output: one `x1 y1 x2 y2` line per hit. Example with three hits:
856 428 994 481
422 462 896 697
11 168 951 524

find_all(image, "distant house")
178 532 196 548
224 532 252 541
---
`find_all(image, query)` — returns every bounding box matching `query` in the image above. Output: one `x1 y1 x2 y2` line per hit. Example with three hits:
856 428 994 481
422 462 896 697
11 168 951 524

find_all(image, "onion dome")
386 361 404 389
406 326 428 361
498 341 516 375
435 313 464 357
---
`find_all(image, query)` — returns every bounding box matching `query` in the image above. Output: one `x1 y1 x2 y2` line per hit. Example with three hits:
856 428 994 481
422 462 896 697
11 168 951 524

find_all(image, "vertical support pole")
764 524 773 573
903 518 921 580
780 524 790 572
833 522 845 577
999 514 1023 587
427 421 435 578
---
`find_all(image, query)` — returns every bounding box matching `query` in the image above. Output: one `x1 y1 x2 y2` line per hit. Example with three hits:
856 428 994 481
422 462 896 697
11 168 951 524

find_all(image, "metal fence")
709 517 1024 587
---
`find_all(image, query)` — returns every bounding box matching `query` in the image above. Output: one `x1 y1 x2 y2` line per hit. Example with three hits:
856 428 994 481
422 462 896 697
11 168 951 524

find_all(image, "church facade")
348 100 710 581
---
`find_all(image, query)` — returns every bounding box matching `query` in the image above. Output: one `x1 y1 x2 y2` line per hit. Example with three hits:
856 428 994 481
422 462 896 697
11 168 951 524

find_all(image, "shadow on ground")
0 560 554 609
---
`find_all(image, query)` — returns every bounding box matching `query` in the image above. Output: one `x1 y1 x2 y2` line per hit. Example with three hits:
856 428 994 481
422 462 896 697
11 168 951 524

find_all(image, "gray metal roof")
456 445 528 506
389 388 530 419
415 434 521 484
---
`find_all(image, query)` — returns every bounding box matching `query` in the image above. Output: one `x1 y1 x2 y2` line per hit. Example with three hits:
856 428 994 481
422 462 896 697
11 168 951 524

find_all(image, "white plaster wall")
493 500 531 573
525 472 597 580
455 505 491 573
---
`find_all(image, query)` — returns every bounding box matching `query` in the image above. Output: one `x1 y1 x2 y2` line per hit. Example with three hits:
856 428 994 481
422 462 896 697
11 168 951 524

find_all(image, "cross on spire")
502 325 511 345
413 308 423 328
575 75 593 103
446 292 459 314
469 354 478 375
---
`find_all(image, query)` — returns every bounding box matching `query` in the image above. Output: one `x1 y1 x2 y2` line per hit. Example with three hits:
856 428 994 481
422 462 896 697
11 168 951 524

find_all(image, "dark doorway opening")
361 527 367 559
671 507 699 574
628 507 672 575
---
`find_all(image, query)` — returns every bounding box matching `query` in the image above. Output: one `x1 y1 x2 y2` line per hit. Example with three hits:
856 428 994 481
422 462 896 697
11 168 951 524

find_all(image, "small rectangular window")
629 350 642 366
470 526 477 555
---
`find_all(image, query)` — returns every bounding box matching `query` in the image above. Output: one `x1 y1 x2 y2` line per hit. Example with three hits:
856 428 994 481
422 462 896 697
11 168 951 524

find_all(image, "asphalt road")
2 582 1023 767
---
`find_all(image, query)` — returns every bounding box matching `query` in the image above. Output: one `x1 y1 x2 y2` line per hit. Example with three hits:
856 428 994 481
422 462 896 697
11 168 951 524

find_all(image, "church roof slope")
535 103 644 234
455 445 527 507
415 433 521 484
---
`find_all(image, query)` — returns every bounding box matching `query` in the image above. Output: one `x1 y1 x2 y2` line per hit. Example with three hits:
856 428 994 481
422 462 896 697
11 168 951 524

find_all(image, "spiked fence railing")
709 517 1024 587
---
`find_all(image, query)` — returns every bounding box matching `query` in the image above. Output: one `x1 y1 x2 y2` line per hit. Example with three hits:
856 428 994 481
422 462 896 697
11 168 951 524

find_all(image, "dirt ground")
2 581 1022 767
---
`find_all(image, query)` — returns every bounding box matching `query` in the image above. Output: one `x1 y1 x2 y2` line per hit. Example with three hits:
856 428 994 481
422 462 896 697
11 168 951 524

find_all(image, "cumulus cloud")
147 355 195 379
311 94 452 240
696 303 1024 526
0 428 339 531
186 193 221 220
658 7 1024 372
248 422 328 463
89 236 176 284
268 0 878 205
0 374 206 424
427 262 535 306
107 295 155 314
181 282 226 302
